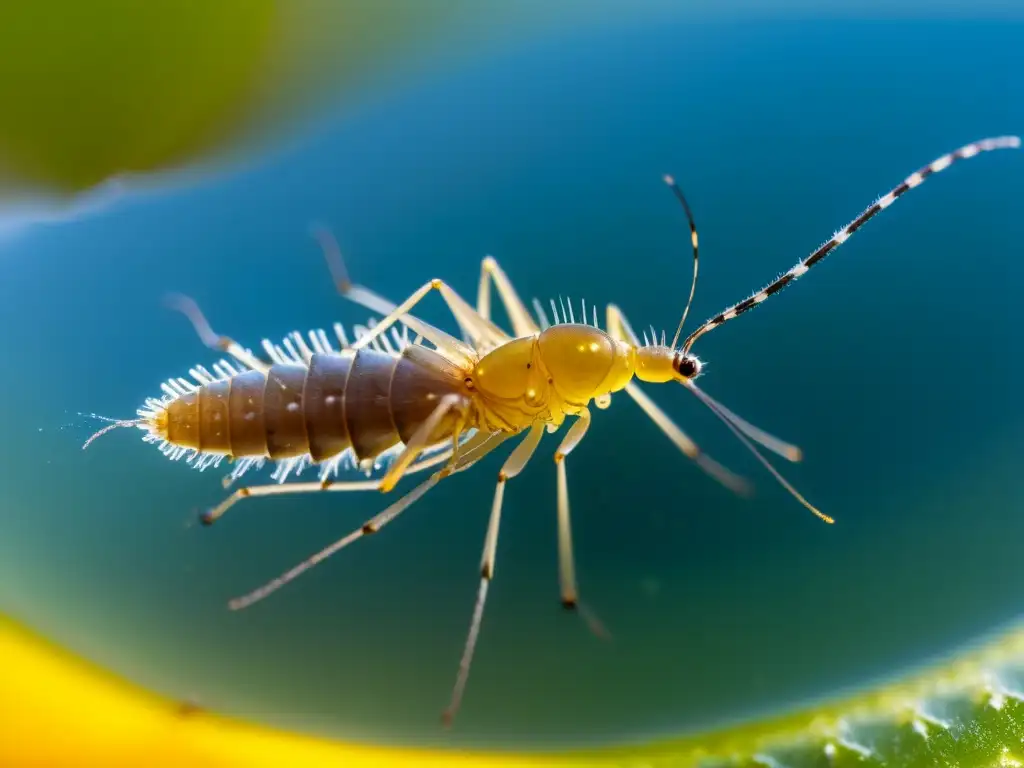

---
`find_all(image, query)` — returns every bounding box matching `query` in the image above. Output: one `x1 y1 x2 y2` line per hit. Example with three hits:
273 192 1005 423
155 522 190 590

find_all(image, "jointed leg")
344 279 478 362
605 304 751 495
227 471 442 611
554 409 591 608
164 293 270 374
200 443 461 526
310 226 506 358
606 303 646 354
227 430 512 612
476 255 540 339
624 383 751 496
378 393 467 493
205 430 501 526
440 278 510 351
442 423 544 728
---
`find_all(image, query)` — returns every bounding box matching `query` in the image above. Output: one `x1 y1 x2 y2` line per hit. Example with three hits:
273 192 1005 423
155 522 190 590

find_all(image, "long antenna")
682 135 1021 353
665 174 700 349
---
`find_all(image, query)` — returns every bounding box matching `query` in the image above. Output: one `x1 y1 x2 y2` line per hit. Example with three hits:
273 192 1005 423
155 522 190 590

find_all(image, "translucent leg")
201 442 461 526
164 293 269 374
310 226 507 356
442 423 544 728
377 394 467 493
227 431 512 610
476 255 540 339
553 409 591 608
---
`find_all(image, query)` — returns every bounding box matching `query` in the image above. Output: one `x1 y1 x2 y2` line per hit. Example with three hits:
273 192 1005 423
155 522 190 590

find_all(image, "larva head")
633 344 703 384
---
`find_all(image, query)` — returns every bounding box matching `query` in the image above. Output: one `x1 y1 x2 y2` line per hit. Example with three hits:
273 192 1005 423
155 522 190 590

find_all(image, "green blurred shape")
567 625 1024 767
0 1 473 200
0 1 280 196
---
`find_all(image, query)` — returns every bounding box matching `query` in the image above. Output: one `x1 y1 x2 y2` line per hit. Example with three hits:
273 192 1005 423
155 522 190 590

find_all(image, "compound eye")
675 355 699 379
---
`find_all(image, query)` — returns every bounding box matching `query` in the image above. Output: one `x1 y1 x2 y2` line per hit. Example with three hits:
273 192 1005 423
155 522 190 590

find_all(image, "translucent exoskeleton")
84 135 1020 727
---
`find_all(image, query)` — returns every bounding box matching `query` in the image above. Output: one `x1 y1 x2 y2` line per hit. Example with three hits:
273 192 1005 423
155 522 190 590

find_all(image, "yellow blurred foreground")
6 610 1024 767
0 616 560 768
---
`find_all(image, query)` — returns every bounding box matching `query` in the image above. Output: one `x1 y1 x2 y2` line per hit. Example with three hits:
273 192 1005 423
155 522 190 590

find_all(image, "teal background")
0 17 1022 749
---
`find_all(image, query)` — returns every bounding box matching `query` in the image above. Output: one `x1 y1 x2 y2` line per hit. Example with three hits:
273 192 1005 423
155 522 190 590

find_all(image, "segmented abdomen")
160 346 469 464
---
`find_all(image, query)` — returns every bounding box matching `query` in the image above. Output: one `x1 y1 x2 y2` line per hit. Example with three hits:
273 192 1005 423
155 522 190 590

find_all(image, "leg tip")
440 711 454 729
199 510 215 527
561 597 578 610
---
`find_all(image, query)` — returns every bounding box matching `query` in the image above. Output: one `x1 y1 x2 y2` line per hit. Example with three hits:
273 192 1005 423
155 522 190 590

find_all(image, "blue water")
1 17 1022 750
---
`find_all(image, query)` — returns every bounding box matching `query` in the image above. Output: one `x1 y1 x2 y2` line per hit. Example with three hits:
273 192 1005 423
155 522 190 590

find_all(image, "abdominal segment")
161 346 470 465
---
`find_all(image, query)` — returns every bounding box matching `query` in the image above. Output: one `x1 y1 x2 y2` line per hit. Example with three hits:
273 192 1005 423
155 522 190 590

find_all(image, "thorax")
470 324 634 432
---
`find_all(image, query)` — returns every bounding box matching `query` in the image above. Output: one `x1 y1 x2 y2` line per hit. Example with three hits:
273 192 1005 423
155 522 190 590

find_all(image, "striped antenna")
682 135 1021 353
665 174 700 349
